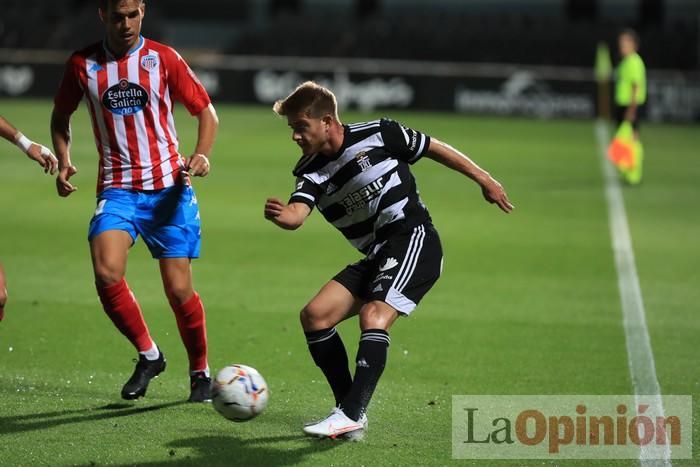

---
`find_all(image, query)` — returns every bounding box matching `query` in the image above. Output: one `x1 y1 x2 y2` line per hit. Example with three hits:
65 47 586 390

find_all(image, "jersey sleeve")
288 176 321 209
164 48 211 115
630 56 645 85
380 118 431 164
53 54 85 115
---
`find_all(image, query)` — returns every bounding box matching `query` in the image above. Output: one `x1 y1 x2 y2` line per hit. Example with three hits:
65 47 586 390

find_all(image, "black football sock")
341 329 390 421
305 327 353 406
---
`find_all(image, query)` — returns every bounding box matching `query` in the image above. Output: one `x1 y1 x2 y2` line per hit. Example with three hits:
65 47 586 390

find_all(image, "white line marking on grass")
595 120 672 467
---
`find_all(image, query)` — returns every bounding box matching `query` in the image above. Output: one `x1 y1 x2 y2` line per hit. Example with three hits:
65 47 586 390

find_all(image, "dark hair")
273 81 338 120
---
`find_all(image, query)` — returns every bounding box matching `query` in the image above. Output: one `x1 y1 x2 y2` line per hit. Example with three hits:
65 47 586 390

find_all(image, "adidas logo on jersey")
372 284 383 293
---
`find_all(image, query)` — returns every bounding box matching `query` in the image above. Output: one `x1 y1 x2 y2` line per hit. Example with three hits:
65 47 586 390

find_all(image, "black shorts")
615 104 645 131
333 222 443 315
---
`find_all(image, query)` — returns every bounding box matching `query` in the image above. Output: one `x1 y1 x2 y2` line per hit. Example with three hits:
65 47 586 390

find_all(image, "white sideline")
594 120 672 467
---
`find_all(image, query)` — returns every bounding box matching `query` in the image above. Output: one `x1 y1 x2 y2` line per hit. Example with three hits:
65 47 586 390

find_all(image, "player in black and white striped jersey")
264 81 513 439
290 117 431 255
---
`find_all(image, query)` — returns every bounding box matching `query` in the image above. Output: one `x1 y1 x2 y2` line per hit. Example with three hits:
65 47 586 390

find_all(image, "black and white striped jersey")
288 118 432 255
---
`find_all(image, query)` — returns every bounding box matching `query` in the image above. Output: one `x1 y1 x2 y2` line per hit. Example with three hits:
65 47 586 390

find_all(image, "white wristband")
40 145 52 159
14 133 32 154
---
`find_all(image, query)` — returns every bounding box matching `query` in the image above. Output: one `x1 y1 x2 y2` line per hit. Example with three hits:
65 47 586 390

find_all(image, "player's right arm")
264 199 311 230
51 53 84 197
265 175 319 229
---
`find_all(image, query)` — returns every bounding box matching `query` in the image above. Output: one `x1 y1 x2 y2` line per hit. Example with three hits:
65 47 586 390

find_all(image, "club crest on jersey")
140 54 159 72
102 79 149 116
356 151 372 172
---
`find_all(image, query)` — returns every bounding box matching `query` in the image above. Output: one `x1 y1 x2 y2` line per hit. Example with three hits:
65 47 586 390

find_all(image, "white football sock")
139 341 159 361
190 366 210 378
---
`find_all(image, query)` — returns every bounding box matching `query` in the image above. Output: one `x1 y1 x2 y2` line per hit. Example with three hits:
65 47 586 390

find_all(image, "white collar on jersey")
102 35 145 60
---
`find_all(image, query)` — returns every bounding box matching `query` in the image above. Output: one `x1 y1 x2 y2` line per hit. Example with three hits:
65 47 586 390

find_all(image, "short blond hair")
273 81 339 120
99 0 144 11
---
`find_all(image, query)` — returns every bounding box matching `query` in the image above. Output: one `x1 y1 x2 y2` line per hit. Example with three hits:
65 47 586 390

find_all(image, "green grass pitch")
0 99 697 466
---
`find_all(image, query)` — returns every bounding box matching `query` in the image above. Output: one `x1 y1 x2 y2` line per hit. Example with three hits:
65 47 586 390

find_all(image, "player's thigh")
158 257 194 304
90 230 133 285
369 223 443 317
88 189 138 285
359 300 400 331
301 280 364 331
139 185 201 260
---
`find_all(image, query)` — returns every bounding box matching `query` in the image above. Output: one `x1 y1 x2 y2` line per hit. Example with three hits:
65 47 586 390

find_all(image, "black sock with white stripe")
305 327 353 406
341 329 390 422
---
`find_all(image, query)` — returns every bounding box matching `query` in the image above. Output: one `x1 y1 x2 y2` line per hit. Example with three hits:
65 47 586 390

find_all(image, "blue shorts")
88 185 202 259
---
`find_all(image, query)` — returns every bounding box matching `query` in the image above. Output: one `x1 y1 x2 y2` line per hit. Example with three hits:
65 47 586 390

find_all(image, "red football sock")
96 278 153 352
0 305 4 322
170 292 208 372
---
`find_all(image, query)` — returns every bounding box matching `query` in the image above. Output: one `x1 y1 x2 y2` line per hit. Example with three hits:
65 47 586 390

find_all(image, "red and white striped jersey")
54 36 211 193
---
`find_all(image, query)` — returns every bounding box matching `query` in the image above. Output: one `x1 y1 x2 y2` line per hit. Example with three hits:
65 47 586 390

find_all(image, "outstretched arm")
425 138 514 213
50 108 78 197
264 199 312 230
0 115 58 174
185 103 219 177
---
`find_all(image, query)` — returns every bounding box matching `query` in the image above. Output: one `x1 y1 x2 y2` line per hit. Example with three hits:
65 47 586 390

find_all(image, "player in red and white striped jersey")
50 0 219 402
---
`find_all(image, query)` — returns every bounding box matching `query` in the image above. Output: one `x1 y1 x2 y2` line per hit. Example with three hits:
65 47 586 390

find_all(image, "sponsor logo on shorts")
373 273 394 283
379 257 398 271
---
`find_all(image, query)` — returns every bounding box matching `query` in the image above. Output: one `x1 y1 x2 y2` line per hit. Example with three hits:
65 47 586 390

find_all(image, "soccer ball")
211 364 269 422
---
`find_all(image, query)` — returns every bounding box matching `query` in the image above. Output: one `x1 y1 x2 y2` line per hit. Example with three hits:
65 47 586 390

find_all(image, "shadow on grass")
0 400 186 435
126 434 340 466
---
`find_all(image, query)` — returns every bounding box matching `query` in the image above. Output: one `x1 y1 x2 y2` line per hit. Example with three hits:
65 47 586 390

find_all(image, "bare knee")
93 262 125 287
359 301 398 331
164 283 194 305
91 232 130 287
300 301 335 332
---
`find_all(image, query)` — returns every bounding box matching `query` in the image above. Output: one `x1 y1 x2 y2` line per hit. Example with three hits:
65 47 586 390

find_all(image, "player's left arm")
425 138 514 213
166 47 218 177
0 115 58 174
186 104 219 177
